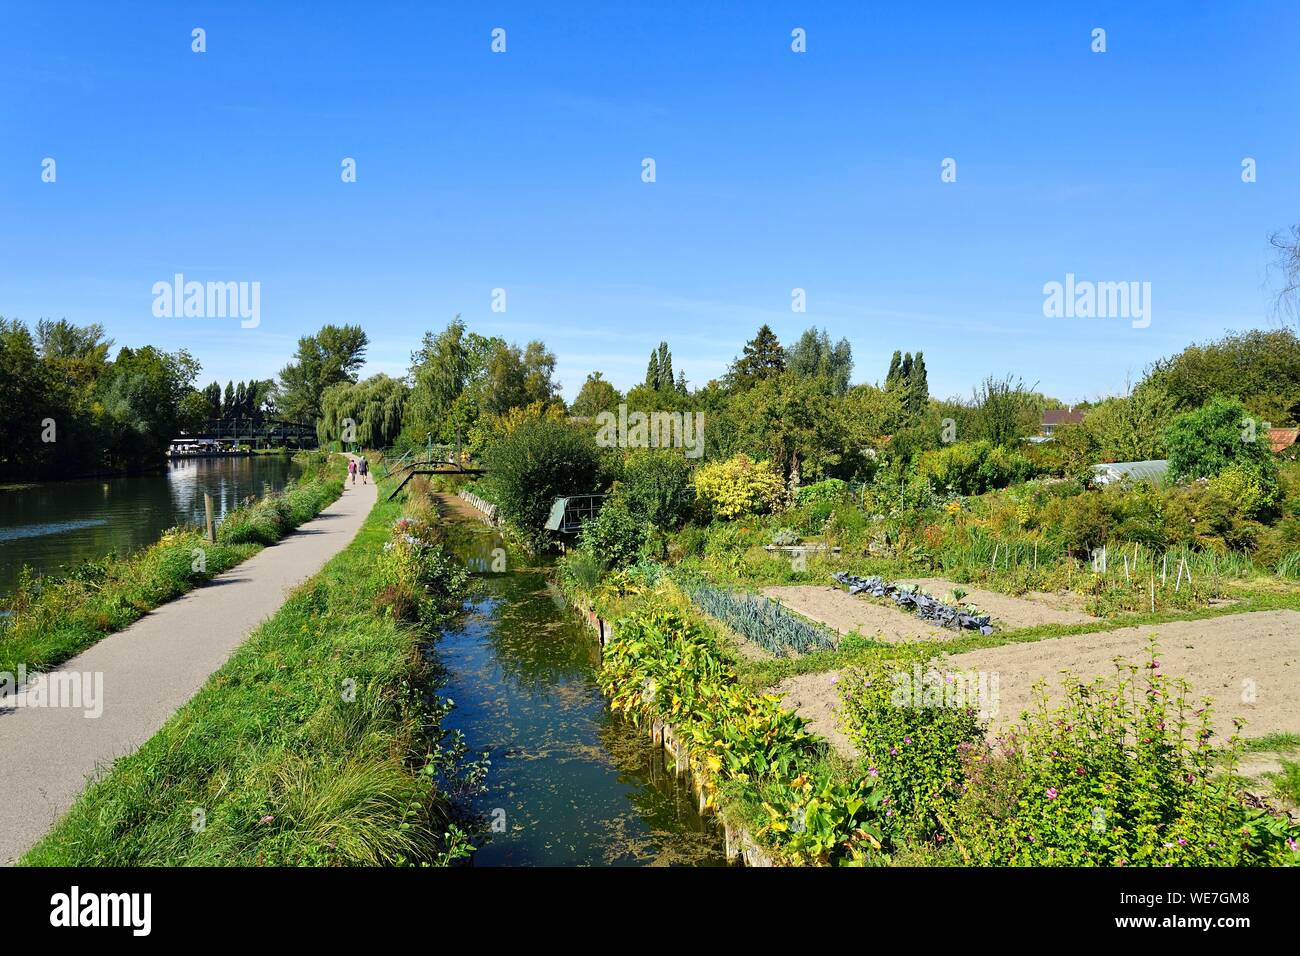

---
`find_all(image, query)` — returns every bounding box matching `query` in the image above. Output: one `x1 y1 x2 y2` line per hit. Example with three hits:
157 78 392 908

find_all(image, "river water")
0 455 302 597
438 507 727 866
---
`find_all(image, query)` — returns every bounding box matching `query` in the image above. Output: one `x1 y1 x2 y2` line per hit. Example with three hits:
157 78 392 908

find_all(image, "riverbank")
0 452 344 676
20 470 476 866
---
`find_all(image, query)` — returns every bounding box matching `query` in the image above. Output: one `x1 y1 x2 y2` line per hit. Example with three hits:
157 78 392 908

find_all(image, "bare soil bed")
774 670 857 757
773 609 1300 759
946 609 1300 740
762 585 950 643
897 577 1097 628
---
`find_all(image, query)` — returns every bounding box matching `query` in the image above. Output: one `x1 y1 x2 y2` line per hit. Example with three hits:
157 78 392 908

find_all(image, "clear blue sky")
2 1 1297 404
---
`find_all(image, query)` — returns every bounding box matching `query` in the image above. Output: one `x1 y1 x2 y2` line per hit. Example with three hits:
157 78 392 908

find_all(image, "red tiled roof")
1269 428 1299 453
1041 408 1084 427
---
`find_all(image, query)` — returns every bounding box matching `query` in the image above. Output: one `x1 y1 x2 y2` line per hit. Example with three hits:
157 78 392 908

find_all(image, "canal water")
438 505 727 866
0 455 302 597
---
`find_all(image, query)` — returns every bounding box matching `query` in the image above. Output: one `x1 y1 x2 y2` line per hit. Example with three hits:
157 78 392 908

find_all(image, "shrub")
375 515 467 628
1208 462 1283 520
693 454 785 519
839 657 987 842
917 440 1036 496
574 497 647 571
945 643 1300 865
795 478 848 508
618 449 695 530
1166 397 1281 513
480 416 604 548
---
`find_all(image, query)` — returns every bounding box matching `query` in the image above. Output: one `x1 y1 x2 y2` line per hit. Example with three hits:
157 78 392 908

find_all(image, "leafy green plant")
945 643 1300 866
573 496 649 570
839 656 986 842
600 605 890 865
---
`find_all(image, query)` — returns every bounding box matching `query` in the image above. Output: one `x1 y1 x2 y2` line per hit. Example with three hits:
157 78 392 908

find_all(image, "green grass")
1268 761 1300 806
0 458 345 677
23 481 473 866
1242 733 1300 753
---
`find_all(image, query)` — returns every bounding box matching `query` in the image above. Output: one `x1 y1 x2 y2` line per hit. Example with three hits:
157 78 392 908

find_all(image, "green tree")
969 375 1039 447
318 374 409 448
277 323 369 422
908 352 929 415
1165 396 1279 490
98 345 202 469
726 371 847 483
1143 329 1300 424
885 350 903 390
656 341 673 390
571 371 621 418
725 324 786 390
788 327 853 395
645 348 660 390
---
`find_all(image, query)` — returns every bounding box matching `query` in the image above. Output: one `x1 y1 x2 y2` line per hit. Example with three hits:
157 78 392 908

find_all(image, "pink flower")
259 815 275 825
1287 838 1298 852
867 766 879 777
1045 788 1058 800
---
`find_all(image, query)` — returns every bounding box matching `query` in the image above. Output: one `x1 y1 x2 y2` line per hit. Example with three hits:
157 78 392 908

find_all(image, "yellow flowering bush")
692 454 785 519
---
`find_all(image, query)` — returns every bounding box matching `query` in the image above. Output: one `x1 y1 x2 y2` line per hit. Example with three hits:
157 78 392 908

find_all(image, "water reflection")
435 515 726 867
0 455 302 596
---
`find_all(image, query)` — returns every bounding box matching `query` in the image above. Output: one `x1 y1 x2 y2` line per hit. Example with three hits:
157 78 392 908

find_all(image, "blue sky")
2 1 1297 404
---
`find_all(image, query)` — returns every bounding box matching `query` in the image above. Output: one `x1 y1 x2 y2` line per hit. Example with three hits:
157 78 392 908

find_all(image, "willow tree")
318 374 409 448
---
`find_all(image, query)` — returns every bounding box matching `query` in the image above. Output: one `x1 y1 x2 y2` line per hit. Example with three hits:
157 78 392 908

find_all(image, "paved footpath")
0 463 379 864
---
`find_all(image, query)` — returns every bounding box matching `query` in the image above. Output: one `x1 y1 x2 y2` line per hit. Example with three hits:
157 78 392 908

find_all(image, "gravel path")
0 462 377 865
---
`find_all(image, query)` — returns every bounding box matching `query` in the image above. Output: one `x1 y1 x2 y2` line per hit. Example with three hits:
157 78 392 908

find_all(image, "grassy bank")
23 472 477 866
0 452 345 676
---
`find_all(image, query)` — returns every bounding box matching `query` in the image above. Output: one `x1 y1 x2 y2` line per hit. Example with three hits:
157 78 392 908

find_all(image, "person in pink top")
348 457 357 485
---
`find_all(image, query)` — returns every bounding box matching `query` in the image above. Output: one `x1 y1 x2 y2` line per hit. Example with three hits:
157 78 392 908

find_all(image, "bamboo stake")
1150 574 1155 613
1161 554 1167 585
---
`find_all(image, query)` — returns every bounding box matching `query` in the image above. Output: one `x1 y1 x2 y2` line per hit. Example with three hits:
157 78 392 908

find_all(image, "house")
1269 427 1299 455
1091 459 1169 486
1040 407 1085 436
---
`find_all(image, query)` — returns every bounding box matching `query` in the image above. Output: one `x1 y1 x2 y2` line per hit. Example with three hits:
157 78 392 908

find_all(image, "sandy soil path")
0 460 377 865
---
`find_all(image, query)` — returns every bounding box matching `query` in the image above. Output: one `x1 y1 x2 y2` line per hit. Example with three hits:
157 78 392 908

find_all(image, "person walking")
348 457 357 485
358 456 369 484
